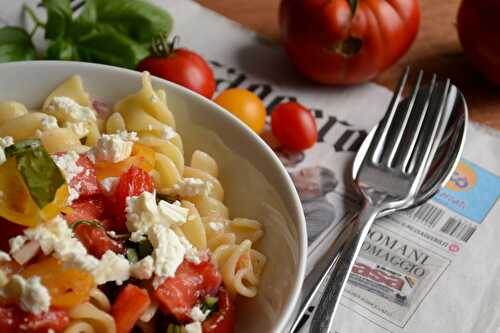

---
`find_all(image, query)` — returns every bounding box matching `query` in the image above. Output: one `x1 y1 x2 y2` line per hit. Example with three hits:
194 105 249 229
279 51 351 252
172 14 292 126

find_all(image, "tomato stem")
151 34 180 57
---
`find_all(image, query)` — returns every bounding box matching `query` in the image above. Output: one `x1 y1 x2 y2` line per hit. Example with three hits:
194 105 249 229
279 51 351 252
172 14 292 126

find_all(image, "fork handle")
309 205 379 333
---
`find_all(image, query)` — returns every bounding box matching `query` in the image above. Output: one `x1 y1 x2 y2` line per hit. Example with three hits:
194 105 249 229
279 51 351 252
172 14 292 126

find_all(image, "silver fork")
308 68 452 333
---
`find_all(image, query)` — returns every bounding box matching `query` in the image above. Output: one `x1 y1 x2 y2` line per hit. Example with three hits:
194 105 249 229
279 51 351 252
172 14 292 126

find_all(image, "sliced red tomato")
203 288 236 333
65 196 105 224
111 284 151 333
0 306 70 333
71 154 100 197
73 223 125 258
0 218 26 252
154 259 222 322
112 166 154 232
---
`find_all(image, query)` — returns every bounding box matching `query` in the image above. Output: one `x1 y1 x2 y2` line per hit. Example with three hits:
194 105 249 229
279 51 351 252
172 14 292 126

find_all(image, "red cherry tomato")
52 153 100 199
0 218 25 252
113 166 155 232
271 102 317 150
202 288 236 333
65 196 105 224
73 223 125 258
138 38 215 99
153 259 222 323
0 305 70 333
280 0 420 84
111 284 151 333
457 0 500 86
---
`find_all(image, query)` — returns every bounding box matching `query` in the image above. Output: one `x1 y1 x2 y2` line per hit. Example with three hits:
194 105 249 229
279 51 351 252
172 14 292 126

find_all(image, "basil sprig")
0 0 173 69
5 139 65 209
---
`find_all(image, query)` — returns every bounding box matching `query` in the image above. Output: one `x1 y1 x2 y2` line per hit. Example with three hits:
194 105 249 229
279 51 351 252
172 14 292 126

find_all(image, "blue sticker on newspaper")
433 159 500 224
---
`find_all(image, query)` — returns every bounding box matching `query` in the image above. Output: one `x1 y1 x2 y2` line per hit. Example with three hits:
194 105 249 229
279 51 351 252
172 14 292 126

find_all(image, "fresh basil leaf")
72 0 97 37
71 220 103 230
348 0 358 14
45 38 79 61
126 248 139 263
0 27 37 62
76 30 148 69
167 324 182 333
94 0 173 44
5 139 65 209
43 0 72 39
137 239 153 259
201 296 219 315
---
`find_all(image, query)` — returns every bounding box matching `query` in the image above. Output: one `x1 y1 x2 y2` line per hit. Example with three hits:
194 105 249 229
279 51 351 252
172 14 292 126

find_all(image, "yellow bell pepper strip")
95 143 155 180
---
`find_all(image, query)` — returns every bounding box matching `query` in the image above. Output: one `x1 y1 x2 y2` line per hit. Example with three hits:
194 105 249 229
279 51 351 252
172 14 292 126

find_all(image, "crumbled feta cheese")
166 178 211 197
149 224 186 288
41 115 59 130
95 132 138 163
179 236 202 265
189 305 210 322
1 275 51 315
126 192 188 242
52 151 83 204
208 221 225 232
184 322 203 333
0 251 11 262
130 255 154 280
0 136 14 148
0 136 14 166
100 177 119 193
23 216 99 272
92 251 130 285
161 125 177 140
45 97 96 138
9 235 27 253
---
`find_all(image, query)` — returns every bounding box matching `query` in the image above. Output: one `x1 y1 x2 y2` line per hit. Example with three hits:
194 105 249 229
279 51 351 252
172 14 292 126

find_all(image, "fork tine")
382 70 424 167
407 79 451 177
367 66 410 163
400 74 438 171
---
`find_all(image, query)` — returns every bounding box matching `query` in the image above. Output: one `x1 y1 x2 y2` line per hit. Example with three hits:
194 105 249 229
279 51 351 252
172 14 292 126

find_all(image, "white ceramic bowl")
0 61 307 333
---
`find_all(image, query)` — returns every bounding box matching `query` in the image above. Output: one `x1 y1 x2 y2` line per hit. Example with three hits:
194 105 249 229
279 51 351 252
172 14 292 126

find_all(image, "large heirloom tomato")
280 0 420 85
457 0 500 86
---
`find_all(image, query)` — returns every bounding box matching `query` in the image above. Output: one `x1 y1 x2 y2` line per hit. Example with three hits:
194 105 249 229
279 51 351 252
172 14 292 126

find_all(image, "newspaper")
2 1 500 332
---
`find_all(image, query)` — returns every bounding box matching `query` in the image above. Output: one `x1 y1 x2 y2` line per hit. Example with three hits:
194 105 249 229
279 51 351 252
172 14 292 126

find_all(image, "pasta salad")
0 73 266 333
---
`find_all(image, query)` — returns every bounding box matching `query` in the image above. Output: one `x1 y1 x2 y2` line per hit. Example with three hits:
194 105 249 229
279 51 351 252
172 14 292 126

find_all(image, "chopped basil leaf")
137 239 153 259
5 139 65 208
126 248 139 263
201 295 219 315
71 220 103 230
167 324 182 333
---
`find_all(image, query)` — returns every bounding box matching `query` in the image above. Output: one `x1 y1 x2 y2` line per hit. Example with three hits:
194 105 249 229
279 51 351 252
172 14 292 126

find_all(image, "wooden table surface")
195 0 500 129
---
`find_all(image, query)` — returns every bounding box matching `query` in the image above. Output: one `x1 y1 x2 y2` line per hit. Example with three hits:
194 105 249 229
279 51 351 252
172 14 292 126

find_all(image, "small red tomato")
138 37 215 99
271 102 317 151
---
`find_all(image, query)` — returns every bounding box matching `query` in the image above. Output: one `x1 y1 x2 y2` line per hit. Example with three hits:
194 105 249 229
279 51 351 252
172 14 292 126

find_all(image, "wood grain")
195 0 500 129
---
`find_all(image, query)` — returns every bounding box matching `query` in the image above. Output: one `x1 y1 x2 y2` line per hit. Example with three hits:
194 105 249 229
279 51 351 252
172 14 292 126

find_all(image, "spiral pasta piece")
64 302 116 333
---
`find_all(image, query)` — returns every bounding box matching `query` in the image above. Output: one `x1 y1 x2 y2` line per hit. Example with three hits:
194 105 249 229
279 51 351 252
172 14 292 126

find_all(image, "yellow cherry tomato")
214 88 267 134
21 257 94 308
0 159 40 227
95 143 156 180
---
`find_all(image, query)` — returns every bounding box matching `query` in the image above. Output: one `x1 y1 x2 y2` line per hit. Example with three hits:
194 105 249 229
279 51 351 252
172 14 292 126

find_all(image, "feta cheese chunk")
100 177 119 193
189 305 210 322
161 125 177 140
51 150 83 204
184 322 203 333
149 224 186 288
126 192 188 242
166 178 211 197
41 115 59 130
45 96 96 138
23 216 99 272
0 136 14 165
9 235 27 253
130 255 154 280
93 251 130 285
95 131 138 163
1 275 51 315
